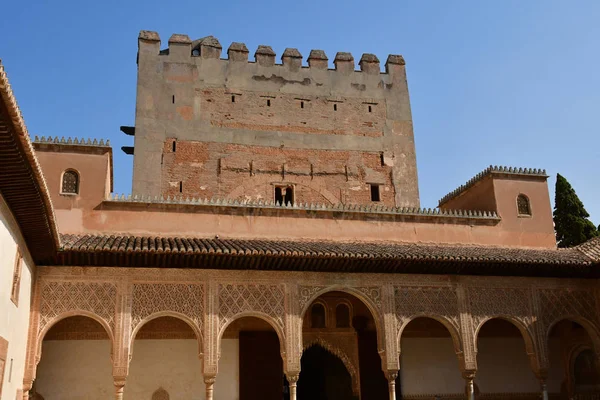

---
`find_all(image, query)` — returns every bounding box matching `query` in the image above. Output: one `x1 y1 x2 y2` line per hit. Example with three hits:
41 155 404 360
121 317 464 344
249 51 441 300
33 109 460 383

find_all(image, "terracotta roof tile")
57 234 599 277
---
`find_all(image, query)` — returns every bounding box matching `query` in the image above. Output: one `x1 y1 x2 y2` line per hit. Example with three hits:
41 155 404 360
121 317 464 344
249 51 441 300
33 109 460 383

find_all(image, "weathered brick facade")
131 33 419 207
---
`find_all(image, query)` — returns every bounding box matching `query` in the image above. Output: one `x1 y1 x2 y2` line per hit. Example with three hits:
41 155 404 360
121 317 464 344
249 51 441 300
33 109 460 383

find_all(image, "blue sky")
1 0 598 225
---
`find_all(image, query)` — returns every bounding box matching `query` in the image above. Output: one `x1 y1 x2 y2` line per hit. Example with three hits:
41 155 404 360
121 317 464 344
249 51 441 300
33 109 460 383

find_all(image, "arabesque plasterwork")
24 266 600 398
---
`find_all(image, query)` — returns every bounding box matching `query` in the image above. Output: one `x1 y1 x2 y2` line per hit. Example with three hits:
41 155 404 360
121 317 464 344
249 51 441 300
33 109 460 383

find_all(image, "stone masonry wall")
133 31 419 207
161 141 395 205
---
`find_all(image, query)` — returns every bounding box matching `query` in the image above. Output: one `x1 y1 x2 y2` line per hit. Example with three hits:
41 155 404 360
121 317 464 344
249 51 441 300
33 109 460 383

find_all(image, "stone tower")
127 31 420 207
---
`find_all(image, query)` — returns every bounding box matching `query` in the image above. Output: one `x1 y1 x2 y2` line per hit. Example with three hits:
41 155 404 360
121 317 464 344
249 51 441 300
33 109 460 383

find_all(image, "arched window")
61 170 79 194
517 194 531 216
311 303 326 328
151 387 170 400
335 304 351 328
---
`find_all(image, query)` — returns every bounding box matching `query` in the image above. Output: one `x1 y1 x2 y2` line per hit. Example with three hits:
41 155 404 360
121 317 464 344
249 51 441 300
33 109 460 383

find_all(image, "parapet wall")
132 31 419 208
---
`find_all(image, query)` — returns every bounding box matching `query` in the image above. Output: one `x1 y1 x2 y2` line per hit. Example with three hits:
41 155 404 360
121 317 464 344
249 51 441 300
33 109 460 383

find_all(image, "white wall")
400 337 464 395
0 194 35 400
401 337 564 395
36 340 114 399
35 338 240 400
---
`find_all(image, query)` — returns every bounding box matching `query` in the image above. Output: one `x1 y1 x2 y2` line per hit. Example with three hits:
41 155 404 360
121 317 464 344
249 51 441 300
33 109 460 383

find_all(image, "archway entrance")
34 316 113 399
299 345 354 400
548 319 600 398
399 317 463 397
219 316 283 400
299 291 387 400
128 316 203 399
476 318 538 394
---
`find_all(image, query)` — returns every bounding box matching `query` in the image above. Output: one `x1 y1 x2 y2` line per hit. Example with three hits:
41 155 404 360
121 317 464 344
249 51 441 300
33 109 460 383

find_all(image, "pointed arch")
302 338 360 395
398 315 463 358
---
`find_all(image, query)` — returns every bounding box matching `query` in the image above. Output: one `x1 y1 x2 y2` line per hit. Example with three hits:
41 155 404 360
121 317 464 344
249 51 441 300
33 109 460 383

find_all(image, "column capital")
286 372 300 383
386 369 399 381
462 369 476 380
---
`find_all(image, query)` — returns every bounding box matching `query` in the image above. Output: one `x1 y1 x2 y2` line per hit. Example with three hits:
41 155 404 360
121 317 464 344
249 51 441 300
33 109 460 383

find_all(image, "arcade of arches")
23 268 600 400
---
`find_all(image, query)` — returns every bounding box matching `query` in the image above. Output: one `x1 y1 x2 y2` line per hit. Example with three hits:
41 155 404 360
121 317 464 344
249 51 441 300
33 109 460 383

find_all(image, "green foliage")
553 173 598 248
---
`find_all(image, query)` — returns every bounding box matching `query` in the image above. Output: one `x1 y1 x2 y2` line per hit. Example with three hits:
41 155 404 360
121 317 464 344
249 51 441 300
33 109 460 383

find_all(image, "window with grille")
61 170 79 194
517 194 531 216
10 249 22 306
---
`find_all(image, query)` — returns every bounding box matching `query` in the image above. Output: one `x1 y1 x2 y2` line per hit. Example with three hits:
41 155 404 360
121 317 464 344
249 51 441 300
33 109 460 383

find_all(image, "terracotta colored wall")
440 176 497 212
492 177 556 247
34 150 111 210
54 202 556 249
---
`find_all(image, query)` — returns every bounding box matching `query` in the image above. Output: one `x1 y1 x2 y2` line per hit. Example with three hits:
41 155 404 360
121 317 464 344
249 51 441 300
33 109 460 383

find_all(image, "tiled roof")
576 237 600 263
57 234 599 277
0 60 59 263
439 165 548 206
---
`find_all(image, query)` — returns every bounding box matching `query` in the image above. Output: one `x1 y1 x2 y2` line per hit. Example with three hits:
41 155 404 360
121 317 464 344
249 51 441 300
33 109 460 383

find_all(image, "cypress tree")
553 173 598 247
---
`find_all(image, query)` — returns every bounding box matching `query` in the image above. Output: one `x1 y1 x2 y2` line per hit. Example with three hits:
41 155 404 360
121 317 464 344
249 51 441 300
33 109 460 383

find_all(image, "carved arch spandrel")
468 286 540 372
537 288 600 362
218 283 286 331
130 283 204 341
394 286 462 354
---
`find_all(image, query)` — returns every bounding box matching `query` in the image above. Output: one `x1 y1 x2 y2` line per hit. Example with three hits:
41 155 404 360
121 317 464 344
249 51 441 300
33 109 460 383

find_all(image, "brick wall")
161 141 395 205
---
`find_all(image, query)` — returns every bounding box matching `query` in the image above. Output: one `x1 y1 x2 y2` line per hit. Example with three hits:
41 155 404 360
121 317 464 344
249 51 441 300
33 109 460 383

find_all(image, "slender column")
387 370 398 400
540 377 549 400
463 370 476 400
287 373 299 400
204 374 216 400
114 378 126 400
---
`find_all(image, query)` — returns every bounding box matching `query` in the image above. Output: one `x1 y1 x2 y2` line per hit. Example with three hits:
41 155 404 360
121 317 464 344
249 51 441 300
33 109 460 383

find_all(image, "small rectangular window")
172 140 177 152
370 184 381 202
368 105 372 113
231 95 235 103
172 95 175 104
179 181 183 193
267 99 271 107
333 104 337 111
10 249 22 306
300 101 304 109
275 186 294 206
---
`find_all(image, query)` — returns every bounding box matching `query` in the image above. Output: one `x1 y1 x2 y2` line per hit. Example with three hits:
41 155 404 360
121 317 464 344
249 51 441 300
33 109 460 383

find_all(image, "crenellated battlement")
132 30 419 207
138 30 405 75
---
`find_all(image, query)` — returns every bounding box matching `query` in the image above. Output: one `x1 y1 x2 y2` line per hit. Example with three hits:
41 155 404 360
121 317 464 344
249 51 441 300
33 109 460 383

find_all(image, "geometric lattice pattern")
394 286 460 332
218 283 285 330
468 287 532 331
538 289 599 331
39 281 117 334
131 283 204 332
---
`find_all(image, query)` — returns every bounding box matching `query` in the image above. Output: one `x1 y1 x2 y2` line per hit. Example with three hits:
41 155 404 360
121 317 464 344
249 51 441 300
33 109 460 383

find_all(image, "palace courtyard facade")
0 31 599 400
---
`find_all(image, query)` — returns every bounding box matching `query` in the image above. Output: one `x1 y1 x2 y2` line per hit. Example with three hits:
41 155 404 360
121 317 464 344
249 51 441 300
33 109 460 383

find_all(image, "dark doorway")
240 331 283 400
298 345 356 400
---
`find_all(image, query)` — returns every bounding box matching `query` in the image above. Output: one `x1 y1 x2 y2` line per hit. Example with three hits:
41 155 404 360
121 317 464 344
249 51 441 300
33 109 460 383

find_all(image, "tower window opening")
300 101 304 109
517 194 531 216
231 95 235 103
179 181 183 193
267 99 271 107
172 141 177 152
380 152 385 167
172 95 175 104
61 170 80 194
370 184 381 202
333 103 337 111
368 105 372 112
275 185 294 206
